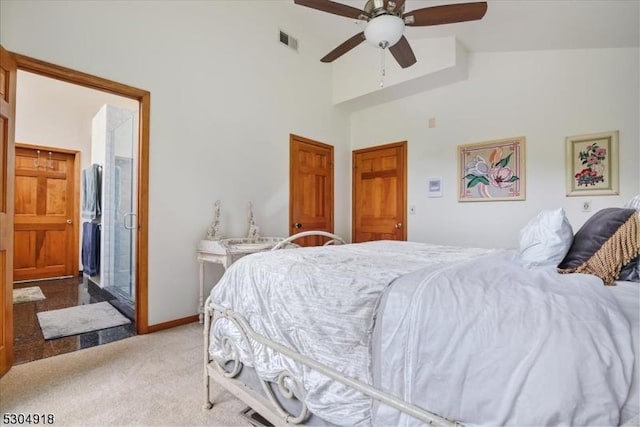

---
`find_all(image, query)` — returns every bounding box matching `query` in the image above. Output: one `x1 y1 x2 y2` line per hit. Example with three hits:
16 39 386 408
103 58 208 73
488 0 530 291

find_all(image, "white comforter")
374 250 635 426
209 242 635 426
209 241 491 425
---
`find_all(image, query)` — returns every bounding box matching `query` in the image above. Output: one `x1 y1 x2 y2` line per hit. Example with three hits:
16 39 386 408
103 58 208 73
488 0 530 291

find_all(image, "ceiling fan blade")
389 36 416 68
404 2 487 26
294 0 366 19
321 32 366 63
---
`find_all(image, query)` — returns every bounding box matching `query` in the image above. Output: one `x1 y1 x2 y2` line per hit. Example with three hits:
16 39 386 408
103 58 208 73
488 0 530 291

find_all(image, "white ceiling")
291 0 640 55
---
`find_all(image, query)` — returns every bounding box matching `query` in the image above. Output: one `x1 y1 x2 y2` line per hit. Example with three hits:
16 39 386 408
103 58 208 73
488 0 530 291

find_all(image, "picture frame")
565 130 619 196
458 136 526 202
428 177 442 198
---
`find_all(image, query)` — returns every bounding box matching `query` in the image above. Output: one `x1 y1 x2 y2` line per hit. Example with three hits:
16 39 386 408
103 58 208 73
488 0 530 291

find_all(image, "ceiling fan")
294 0 488 68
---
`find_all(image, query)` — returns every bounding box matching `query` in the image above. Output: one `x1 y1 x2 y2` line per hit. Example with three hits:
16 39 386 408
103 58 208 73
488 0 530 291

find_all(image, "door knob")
395 223 402 229
66 219 73 225
294 223 302 229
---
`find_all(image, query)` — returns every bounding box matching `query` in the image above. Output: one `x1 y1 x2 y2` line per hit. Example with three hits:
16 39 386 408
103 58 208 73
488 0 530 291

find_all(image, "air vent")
279 30 298 51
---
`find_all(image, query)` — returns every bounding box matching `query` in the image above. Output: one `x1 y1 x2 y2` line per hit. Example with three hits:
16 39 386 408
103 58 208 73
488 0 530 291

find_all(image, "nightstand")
196 237 284 322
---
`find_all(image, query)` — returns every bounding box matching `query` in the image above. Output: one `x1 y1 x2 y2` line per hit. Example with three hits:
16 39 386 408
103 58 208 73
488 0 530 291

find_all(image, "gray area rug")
13 286 46 304
37 301 131 340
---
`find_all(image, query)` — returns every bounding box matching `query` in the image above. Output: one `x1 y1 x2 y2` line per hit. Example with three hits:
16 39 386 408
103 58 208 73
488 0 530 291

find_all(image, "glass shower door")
104 105 137 307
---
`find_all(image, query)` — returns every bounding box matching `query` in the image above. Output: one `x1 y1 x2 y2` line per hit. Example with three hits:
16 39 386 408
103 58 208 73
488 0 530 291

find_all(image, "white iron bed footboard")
203 297 459 427
203 231 459 427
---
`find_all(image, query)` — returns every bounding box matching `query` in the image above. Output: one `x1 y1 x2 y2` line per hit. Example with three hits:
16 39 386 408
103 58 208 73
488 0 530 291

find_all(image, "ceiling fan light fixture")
364 15 405 49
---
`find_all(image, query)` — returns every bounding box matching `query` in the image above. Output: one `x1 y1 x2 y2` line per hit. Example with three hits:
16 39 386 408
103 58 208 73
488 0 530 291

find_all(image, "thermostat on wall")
428 177 443 198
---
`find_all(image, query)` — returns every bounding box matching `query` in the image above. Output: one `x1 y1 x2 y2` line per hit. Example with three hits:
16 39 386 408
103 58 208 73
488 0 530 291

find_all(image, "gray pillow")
558 208 640 285
619 256 639 281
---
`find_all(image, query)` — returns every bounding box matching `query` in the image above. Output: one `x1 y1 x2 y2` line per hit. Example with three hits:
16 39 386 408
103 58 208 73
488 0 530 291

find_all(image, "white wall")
15 71 138 171
332 37 465 106
351 48 640 249
1 1 351 325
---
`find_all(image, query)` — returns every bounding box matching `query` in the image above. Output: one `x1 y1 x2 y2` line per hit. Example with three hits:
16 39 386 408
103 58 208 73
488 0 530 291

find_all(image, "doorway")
352 141 407 243
10 53 150 336
1 48 150 375
10 70 142 363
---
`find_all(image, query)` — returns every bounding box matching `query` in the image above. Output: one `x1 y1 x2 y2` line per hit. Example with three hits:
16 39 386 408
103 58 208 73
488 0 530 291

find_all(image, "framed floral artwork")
458 136 525 202
566 130 619 196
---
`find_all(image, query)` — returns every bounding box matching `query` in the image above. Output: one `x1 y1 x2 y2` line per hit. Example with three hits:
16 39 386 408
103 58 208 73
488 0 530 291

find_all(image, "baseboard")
14 275 74 284
147 315 199 333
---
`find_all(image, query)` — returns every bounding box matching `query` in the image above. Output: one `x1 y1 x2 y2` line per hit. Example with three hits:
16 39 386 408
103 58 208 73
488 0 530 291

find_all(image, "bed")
203 209 640 426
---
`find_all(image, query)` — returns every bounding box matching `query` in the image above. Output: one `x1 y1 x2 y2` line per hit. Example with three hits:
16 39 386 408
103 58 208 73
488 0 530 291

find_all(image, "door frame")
14 143 80 280
1 45 17 376
11 52 151 334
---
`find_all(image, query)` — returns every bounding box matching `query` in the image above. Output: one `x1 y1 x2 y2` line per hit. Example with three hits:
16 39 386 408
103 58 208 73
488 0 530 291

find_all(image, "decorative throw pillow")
519 208 573 268
558 208 640 285
621 195 640 282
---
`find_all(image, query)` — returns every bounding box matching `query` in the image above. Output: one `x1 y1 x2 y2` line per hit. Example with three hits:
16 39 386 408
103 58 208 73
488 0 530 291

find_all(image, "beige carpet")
0 323 251 426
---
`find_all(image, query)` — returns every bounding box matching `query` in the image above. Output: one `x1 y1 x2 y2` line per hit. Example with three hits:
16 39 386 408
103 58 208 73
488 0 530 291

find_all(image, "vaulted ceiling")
291 0 639 59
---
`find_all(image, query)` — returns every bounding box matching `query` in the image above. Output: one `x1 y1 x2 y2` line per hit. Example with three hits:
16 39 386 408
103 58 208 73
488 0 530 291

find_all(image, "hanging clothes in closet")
82 222 100 276
82 163 102 219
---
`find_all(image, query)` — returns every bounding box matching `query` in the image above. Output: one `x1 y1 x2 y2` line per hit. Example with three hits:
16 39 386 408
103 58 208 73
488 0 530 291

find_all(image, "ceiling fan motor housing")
364 0 404 17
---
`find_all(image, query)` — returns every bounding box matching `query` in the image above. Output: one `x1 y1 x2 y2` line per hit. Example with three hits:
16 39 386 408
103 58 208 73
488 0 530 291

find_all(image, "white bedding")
610 280 640 424
208 241 491 425
208 241 636 426
374 250 635 426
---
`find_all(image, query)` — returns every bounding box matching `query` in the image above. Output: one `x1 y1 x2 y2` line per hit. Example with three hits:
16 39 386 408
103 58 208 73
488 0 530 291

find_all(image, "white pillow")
519 208 574 268
624 194 640 210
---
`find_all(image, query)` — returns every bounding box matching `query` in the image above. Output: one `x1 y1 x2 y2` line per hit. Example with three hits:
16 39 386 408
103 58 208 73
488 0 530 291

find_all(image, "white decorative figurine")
247 202 260 240
206 200 223 240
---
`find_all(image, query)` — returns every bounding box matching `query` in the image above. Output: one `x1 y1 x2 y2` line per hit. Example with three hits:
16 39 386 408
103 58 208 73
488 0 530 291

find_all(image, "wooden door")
289 134 334 247
13 145 78 281
0 45 17 377
352 141 407 243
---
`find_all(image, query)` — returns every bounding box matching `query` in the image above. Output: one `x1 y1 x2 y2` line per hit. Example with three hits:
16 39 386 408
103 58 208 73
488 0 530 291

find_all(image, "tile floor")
13 276 135 365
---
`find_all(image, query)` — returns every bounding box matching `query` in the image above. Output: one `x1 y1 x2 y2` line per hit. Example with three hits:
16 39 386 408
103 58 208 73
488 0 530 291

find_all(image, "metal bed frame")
203 231 459 427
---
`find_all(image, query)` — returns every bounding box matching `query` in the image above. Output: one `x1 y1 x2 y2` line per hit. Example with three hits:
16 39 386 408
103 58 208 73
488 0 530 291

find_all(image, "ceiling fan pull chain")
379 48 386 88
